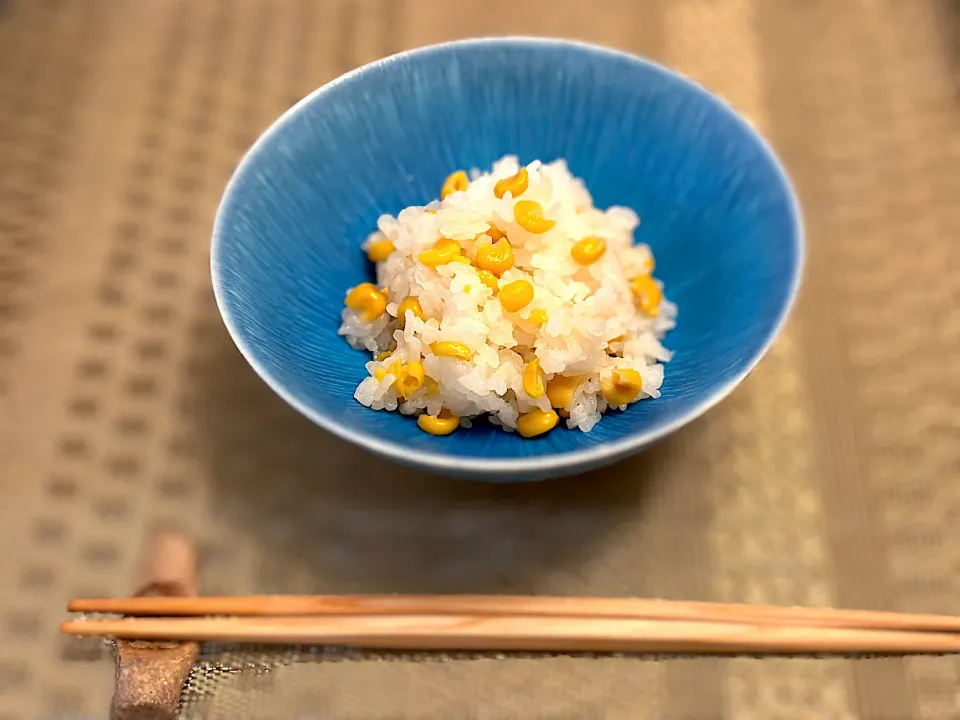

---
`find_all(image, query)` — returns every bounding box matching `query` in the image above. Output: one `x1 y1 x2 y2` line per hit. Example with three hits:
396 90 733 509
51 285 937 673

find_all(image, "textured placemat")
0 0 958 717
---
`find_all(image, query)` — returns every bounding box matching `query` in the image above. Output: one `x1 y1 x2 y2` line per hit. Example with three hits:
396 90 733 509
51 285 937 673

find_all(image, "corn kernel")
374 360 399 383
529 309 548 327
417 411 459 436
494 167 529 199
451 255 471 264
396 297 425 327
345 282 387 322
514 200 555 234
418 238 462 269
498 279 534 313
571 236 607 265
606 335 625 355
376 351 392 362
477 269 500 293
546 374 583 409
516 408 559 438
630 275 662 317
394 361 426 397
441 170 469 200
426 379 440 396
366 239 395 263
522 357 546 399
602 368 643 406
475 239 514 276
485 224 506 242
430 341 473 361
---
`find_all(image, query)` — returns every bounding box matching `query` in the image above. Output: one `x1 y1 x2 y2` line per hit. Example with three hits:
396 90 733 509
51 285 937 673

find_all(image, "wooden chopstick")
66 594 960 634
59 614 960 654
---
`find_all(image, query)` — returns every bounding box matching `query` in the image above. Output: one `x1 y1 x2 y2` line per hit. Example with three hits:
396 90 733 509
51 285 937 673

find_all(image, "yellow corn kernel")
418 238 462 269
475 238 514 276
529 309 548 327
426 379 440 396
345 282 387 322
630 275 662 317
493 167 529 199
396 296 425 327
514 200 555 234
430 341 473 361
376 351 392 362
571 236 607 265
441 170 469 200
485 224 506 242
546 374 582 409
522 357 546 399
366 239 395 263
451 255 471 264
602 368 643 406
394 361 426 397
477 269 500 293
498 279 534 313
374 361 399 382
417 411 459 436
606 335 625 355
517 408 559 438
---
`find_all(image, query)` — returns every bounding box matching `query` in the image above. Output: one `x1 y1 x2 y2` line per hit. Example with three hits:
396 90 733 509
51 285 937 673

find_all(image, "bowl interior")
213 38 801 473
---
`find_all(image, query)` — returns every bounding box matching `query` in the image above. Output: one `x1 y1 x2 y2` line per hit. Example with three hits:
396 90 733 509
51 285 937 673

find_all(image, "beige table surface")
0 0 959 717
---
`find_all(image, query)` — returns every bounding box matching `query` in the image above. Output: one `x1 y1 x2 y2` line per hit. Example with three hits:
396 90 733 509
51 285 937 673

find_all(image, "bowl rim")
211 35 805 477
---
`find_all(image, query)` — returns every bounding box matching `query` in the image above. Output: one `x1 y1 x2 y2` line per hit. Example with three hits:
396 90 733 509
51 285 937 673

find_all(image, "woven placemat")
0 0 958 717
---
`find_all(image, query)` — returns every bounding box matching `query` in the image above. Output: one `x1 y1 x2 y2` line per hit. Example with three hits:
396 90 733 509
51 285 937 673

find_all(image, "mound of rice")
338 156 676 437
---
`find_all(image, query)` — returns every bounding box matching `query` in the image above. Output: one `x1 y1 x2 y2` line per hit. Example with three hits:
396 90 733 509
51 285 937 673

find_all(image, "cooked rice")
338 156 676 435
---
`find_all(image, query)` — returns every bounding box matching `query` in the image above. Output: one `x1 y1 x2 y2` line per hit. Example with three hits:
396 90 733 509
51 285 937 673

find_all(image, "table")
0 0 958 717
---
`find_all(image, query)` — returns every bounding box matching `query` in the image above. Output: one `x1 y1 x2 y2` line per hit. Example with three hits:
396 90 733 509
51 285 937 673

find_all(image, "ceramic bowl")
212 37 803 481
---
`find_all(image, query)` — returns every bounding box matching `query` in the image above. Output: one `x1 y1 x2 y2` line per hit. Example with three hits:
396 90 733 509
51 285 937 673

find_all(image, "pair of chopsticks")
61 595 960 654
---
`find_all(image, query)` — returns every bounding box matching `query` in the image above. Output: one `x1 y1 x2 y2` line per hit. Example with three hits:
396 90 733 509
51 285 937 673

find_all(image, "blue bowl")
212 37 803 482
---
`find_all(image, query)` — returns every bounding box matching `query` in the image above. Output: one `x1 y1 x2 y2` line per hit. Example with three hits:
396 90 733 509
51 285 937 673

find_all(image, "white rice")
338 156 677 435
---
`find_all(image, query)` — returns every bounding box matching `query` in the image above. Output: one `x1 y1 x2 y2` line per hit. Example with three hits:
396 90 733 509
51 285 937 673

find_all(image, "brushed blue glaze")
212 37 803 482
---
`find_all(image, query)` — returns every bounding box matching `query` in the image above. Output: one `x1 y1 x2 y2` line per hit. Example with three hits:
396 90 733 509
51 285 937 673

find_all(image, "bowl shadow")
180 293 701 596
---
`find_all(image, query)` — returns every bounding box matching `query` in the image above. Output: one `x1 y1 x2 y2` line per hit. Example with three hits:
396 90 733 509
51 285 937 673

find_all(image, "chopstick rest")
110 532 198 720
